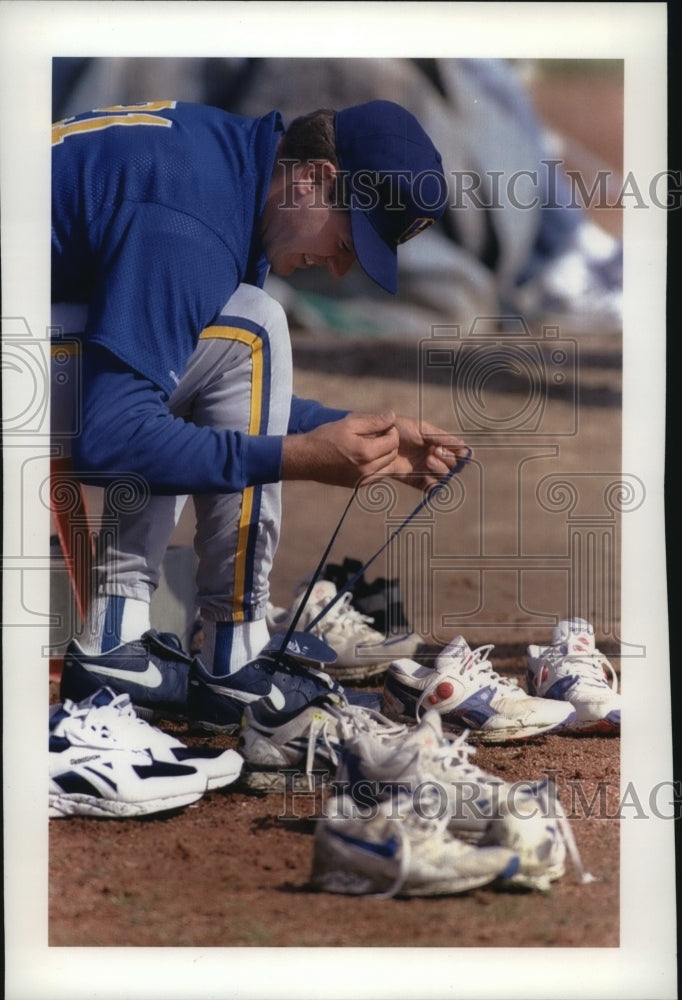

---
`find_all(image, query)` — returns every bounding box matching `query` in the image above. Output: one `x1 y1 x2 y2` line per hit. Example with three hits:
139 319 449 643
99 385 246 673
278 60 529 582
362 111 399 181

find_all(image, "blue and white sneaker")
479 778 597 890
187 633 343 736
311 793 520 898
382 636 576 742
49 696 207 818
239 692 407 792
60 630 194 722
526 618 621 733
334 709 514 841
58 687 243 790
61 628 342 736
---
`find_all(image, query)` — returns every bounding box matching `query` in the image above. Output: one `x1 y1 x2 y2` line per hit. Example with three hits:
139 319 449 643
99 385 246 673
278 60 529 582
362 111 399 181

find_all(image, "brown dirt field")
48 325 624 954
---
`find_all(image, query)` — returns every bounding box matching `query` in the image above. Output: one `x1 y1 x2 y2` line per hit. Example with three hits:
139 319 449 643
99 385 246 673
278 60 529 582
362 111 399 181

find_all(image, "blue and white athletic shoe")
49 694 207 818
58 687 243 790
61 628 343 735
334 709 513 841
311 793 520 898
60 630 195 722
382 636 576 742
526 618 621 733
187 634 344 736
239 692 407 792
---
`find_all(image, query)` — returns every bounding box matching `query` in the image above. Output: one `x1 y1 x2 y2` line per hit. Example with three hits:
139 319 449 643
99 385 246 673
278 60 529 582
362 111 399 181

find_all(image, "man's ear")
287 159 337 202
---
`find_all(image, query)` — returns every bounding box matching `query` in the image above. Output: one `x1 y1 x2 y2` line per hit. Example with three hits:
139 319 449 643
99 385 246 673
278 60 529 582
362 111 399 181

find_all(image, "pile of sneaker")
54 613 616 896
49 687 242 819
310 709 596 896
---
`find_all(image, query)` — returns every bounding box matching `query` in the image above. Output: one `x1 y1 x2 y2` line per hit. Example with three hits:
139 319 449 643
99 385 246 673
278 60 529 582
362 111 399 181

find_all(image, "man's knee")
219 284 288 334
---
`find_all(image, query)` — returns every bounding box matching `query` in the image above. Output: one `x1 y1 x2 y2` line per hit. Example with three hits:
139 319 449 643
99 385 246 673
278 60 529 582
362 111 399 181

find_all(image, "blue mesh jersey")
51 101 349 495
52 101 283 397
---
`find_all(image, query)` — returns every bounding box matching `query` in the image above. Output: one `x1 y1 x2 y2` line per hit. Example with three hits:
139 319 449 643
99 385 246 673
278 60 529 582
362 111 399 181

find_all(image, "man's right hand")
280 411 399 488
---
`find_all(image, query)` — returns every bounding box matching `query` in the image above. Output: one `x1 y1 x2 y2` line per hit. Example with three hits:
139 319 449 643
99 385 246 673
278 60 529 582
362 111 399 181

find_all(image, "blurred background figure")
53 56 623 336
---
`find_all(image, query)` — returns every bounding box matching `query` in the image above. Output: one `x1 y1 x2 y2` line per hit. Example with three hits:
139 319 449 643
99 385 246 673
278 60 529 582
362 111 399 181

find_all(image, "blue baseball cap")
334 100 447 294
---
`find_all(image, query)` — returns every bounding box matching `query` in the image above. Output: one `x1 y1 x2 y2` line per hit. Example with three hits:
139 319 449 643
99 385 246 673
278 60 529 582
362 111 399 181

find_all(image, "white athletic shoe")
334 709 513 840
267 579 422 683
49 694 207 818
526 618 621 733
382 636 576 742
480 779 597 890
334 710 593 890
311 792 520 897
60 687 243 789
239 690 407 792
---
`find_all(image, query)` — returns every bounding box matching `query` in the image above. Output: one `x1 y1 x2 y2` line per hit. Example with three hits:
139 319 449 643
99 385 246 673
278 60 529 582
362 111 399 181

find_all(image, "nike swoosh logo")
83 661 164 689
330 828 400 859
207 682 286 711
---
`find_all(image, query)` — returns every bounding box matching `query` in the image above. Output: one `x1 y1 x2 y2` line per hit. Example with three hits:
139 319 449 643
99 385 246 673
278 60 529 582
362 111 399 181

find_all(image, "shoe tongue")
552 618 595 655
262 630 338 665
435 635 472 668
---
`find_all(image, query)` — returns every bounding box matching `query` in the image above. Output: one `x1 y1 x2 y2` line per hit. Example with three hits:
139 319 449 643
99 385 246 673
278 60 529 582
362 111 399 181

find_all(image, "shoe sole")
563 718 620 735
48 789 204 818
311 867 515 897
383 707 573 743
464 720 575 743
241 766 327 793
327 661 393 684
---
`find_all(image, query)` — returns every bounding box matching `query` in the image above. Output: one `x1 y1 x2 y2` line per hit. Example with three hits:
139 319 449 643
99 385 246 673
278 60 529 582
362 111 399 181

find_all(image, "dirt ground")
44 62 636 991
48 323 624 951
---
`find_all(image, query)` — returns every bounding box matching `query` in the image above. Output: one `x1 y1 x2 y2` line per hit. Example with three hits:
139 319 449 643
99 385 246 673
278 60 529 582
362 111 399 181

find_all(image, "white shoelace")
372 793 452 899
62 693 170 750
530 780 597 886
318 592 378 637
551 788 598 885
546 647 619 692
303 698 407 790
416 728 503 787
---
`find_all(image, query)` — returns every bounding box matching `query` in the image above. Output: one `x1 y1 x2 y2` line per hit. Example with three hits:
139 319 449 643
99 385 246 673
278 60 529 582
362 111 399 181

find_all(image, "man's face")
261 159 356 279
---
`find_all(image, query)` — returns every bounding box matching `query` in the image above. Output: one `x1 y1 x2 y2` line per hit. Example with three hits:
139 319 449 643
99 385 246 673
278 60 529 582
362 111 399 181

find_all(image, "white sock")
201 619 270 676
79 594 151 654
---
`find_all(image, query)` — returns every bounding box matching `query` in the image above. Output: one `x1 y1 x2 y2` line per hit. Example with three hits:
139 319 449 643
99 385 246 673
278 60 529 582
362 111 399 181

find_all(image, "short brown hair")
280 108 338 164
280 109 349 208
